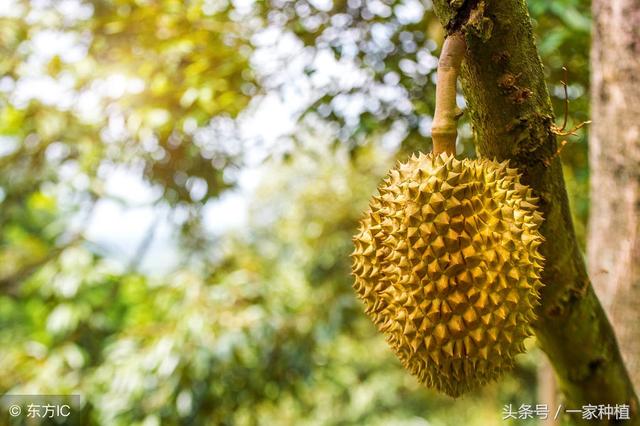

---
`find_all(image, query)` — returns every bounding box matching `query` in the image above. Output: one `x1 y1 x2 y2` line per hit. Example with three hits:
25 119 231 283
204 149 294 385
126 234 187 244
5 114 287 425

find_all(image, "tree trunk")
430 0 639 423
538 357 559 426
589 0 640 395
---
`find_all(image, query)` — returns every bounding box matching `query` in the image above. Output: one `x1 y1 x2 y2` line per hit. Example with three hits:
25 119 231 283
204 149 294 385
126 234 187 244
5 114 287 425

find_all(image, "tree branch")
0 236 82 295
430 0 639 422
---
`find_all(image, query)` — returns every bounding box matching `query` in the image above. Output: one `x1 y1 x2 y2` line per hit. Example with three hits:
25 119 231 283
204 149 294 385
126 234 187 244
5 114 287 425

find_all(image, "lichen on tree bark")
430 0 639 422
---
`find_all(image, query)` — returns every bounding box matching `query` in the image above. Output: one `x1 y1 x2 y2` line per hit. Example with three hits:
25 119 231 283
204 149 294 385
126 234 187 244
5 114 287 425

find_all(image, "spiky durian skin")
351 152 544 397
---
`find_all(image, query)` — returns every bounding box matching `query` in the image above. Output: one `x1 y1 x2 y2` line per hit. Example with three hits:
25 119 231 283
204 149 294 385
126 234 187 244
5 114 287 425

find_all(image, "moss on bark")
430 0 639 423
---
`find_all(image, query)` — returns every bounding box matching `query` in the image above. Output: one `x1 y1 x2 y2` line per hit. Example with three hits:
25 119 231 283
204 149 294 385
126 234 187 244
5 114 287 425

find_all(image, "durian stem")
432 33 466 155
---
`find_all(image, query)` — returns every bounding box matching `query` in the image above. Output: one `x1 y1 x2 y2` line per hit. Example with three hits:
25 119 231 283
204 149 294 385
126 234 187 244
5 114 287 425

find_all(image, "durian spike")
351 153 545 397
432 33 467 155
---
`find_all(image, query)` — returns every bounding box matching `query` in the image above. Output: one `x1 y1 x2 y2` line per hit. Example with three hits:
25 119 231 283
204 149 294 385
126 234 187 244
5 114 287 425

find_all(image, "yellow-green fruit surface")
351 152 544 397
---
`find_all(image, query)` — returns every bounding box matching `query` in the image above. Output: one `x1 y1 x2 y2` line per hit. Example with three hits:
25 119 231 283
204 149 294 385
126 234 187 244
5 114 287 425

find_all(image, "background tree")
589 0 640 393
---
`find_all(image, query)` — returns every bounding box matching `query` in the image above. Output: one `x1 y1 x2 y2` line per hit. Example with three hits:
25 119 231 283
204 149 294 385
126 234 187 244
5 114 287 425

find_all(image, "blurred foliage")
255 0 591 238
1 140 540 425
0 0 590 424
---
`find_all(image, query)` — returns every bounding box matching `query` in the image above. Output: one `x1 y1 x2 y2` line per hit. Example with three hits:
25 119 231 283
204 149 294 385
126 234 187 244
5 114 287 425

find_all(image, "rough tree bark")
589 0 640 394
429 0 639 423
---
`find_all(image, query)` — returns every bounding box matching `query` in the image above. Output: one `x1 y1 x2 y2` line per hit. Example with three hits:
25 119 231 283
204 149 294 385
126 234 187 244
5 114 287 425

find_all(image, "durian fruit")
351 151 544 397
